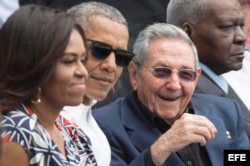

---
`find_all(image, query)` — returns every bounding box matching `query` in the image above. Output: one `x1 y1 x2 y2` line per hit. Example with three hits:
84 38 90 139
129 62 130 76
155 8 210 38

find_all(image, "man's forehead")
147 42 194 59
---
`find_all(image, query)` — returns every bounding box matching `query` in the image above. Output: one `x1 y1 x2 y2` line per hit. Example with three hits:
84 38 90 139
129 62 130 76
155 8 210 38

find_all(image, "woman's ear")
128 62 138 91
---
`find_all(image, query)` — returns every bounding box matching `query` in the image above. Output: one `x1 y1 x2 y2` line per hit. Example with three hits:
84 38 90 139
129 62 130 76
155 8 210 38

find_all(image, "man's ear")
196 67 202 80
128 62 138 91
182 22 193 37
194 67 202 86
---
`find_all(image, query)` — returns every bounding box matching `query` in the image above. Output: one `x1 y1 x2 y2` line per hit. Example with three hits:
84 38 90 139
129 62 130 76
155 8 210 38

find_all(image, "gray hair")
132 23 199 69
68 1 127 30
167 0 210 27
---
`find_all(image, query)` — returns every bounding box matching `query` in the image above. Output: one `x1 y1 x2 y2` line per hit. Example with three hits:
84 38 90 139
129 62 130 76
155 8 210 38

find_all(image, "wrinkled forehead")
146 38 196 68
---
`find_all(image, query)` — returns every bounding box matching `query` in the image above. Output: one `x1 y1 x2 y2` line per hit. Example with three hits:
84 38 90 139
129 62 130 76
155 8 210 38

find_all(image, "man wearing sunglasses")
61 2 133 166
92 23 248 165
167 0 250 140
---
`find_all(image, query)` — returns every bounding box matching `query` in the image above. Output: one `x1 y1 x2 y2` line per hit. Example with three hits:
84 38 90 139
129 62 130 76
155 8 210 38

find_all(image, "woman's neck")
29 102 61 129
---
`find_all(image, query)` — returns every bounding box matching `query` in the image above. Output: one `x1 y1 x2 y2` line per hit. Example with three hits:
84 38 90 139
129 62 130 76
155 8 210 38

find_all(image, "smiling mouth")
91 76 112 82
159 95 179 101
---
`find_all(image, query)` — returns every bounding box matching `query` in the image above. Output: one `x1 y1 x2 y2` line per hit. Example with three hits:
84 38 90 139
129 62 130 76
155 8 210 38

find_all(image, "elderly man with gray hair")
93 23 248 166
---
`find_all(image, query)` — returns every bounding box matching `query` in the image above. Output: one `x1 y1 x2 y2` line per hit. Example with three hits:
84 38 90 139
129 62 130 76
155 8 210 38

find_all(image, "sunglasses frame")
143 65 197 82
87 39 134 67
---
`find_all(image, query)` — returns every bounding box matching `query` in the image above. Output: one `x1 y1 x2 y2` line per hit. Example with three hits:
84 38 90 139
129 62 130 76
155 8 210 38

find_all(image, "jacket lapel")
196 74 226 96
120 94 188 165
121 95 160 151
192 95 229 166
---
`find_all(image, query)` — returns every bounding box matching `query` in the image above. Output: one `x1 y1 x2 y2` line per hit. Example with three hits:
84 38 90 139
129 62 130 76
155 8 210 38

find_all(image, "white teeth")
160 95 178 101
161 96 176 100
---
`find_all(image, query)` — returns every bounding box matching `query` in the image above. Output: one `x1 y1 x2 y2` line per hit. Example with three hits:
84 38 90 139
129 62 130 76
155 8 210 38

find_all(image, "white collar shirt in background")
223 51 250 110
62 101 111 166
0 0 19 28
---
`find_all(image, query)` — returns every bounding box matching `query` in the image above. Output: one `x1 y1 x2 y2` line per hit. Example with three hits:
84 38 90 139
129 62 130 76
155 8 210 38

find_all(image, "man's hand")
151 113 217 165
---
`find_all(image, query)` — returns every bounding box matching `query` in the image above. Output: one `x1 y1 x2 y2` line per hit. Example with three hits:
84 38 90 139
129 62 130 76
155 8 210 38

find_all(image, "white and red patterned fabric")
1 104 97 166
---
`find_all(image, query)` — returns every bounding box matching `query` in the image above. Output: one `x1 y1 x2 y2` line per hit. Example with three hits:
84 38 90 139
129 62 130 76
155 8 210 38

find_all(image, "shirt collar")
199 63 228 93
133 91 194 132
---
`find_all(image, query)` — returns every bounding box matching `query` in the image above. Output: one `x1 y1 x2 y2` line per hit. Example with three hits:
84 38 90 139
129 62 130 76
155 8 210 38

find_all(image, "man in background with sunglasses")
167 0 250 140
93 23 248 165
61 2 133 165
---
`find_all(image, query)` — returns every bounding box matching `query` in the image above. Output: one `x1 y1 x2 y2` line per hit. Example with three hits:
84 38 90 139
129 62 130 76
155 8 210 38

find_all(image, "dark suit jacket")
195 73 250 139
93 92 249 166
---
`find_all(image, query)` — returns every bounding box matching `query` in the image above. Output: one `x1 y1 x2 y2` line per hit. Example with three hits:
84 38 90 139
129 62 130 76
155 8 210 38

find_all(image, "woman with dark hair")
0 5 96 165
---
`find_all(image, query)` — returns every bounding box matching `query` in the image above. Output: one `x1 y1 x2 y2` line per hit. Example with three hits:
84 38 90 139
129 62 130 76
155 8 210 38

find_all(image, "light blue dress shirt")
199 63 229 94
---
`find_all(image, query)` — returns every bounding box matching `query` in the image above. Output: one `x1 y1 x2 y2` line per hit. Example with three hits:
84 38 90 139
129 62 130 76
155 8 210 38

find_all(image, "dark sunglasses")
144 66 197 82
87 39 134 66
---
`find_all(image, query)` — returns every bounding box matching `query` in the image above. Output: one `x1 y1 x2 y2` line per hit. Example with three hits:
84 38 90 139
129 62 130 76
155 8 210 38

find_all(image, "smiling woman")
0 4 96 166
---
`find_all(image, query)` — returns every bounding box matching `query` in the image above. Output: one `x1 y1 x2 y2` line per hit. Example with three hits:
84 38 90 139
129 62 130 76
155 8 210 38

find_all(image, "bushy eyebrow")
151 61 195 70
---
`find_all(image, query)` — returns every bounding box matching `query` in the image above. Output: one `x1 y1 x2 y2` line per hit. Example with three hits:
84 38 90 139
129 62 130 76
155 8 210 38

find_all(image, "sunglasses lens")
152 67 196 81
92 42 112 60
115 50 134 66
88 39 134 66
152 68 172 78
179 70 196 81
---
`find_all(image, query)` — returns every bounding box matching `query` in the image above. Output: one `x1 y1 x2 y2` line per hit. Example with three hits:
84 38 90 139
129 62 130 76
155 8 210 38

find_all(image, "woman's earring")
31 87 41 104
